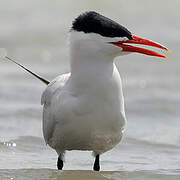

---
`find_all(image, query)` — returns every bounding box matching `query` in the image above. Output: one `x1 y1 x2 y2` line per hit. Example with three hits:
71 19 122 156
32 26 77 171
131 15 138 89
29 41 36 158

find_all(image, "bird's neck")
70 47 115 78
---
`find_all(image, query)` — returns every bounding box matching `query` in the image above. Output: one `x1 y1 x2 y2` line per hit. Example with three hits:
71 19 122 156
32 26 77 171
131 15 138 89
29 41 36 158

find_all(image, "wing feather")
41 73 70 144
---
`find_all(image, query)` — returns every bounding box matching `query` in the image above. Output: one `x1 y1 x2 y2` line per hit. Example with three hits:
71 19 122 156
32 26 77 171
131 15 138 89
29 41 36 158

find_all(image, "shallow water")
0 0 180 179
1 169 180 180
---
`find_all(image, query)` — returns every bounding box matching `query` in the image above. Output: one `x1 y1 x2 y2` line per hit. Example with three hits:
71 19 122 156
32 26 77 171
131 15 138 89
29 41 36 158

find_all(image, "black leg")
57 154 63 170
93 154 100 171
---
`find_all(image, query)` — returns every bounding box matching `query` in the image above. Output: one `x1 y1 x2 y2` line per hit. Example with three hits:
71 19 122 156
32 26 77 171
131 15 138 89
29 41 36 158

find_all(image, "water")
0 0 180 179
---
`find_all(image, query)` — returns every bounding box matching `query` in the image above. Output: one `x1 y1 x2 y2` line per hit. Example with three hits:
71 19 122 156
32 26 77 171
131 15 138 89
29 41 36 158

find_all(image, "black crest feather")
72 11 132 39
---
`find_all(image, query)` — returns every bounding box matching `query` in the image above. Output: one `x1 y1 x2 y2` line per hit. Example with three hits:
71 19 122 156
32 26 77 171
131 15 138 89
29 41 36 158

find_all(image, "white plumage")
41 31 126 157
40 12 168 170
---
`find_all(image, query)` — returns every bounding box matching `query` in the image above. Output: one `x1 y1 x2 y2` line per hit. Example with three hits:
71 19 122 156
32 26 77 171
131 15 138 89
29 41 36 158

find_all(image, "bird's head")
70 11 169 60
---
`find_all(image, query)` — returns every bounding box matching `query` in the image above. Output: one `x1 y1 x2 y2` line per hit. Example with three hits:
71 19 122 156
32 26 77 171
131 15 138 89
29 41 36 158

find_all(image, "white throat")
69 31 125 77
70 48 115 78
68 31 125 117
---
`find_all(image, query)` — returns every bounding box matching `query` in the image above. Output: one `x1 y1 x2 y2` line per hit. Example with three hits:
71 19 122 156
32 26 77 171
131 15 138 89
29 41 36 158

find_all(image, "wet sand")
0 169 179 180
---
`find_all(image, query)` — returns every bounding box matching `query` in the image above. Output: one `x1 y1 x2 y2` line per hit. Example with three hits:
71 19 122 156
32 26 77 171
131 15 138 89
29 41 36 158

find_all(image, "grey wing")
41 73 70 144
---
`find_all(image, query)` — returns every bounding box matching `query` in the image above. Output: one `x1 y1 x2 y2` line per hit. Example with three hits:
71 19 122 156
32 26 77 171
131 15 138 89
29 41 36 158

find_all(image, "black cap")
72 11 132 39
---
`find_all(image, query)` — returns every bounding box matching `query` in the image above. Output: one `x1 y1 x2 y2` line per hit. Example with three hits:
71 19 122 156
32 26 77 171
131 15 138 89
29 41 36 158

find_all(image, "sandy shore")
0 169 179 180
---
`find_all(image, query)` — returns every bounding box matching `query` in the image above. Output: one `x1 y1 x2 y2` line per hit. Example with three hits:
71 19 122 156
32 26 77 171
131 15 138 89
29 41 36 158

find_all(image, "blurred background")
0 0 179 176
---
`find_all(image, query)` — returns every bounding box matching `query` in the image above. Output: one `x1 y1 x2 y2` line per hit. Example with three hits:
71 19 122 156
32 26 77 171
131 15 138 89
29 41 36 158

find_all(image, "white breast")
41 64 126 155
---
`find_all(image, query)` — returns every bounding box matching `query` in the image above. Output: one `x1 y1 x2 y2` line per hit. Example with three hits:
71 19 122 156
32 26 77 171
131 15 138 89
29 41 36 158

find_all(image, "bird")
2 11 169 171
41 11 169 171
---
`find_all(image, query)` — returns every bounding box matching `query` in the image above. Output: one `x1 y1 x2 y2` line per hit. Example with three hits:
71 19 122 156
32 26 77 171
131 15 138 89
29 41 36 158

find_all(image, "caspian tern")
2 11 169 171
41 11 169 171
